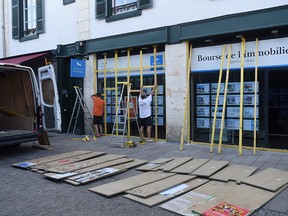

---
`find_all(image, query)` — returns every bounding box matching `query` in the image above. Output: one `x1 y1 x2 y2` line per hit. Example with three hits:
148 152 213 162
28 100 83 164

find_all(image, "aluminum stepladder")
66 86 96 138
110 82 140 148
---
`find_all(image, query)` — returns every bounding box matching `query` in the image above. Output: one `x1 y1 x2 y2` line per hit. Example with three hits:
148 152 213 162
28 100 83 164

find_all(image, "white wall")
90 0 288 38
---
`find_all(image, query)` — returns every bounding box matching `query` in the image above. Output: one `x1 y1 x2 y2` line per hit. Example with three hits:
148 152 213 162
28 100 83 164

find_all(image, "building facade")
1 1 288 150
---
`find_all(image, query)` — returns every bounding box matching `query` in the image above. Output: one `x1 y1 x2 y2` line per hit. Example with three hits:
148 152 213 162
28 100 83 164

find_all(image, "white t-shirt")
138 95 152 118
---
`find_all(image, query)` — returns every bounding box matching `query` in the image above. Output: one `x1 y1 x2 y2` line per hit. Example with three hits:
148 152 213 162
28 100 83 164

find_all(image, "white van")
0 63 61 147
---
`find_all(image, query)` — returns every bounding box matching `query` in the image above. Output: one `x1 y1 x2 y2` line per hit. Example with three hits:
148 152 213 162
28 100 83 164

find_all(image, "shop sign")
70 59 86 78
191 37 288 72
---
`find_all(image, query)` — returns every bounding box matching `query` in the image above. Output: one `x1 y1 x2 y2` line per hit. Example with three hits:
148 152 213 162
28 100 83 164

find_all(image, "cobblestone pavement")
0 133 287 216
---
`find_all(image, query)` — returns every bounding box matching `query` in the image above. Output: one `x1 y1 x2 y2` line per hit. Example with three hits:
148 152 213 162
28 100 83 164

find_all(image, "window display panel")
192 71 265 147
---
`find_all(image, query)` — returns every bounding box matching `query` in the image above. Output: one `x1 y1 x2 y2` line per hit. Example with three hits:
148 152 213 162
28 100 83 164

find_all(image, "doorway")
268 70 288 149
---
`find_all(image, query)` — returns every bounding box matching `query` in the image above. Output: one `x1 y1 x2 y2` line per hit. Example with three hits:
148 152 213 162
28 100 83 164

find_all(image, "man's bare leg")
139 126 144 142
147 125 152 140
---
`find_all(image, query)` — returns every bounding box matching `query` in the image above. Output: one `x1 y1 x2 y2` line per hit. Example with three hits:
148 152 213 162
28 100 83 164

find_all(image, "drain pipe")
1 0 7 57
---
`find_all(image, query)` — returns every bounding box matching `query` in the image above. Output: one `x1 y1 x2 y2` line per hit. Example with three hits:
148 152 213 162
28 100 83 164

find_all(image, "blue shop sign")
70 59 85 78
150 55 163 71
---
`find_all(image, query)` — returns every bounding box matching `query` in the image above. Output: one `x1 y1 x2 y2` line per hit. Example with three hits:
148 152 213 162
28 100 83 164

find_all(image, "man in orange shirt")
91 93 105 137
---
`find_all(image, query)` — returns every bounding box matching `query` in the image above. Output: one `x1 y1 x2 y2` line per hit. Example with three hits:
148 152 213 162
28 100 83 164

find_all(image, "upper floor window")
12 0 44 41
96 0 153 22
23 0 37 36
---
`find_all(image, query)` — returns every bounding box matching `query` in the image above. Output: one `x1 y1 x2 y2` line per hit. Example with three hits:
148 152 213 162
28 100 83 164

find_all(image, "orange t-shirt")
92 96 105 116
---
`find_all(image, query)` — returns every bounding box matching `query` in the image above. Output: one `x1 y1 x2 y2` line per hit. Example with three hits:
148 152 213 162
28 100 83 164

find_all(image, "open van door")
38 65 62 132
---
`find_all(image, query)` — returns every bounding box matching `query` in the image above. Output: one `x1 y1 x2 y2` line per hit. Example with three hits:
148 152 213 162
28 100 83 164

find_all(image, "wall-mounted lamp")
204 39 213 45
235 34 243 39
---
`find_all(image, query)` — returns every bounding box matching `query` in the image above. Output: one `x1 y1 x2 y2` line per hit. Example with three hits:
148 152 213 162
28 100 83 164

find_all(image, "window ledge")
19 34 39 42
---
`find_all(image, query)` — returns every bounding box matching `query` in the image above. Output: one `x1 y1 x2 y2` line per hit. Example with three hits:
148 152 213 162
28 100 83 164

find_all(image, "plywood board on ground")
31 151 106 171
45 154 126 173
160 180 287 215
124 178 209 207
135 158 174 171
43 157 135 180
209 164 258 182
153 157 193 172
12 150 92 169
191 160 229 177
65 159 147 185
125 174 196 198
89 171 175 197
241 168 288 191
170 159 209 174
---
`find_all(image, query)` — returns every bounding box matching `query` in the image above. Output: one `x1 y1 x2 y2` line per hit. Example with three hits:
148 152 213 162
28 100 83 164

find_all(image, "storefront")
191 37 288 149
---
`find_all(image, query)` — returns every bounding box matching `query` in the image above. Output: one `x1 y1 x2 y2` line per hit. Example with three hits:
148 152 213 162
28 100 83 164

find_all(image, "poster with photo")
197 107 210 117
227 107 259 118
211 107 223 117
211 83 224 94
153 96 164 105
226 119 259 131
106 90 111 95
157 85 164 94
244 107 259 118
153 117 164 126
197 118 210 128
244 81 259 93
226 119 239 130
197 95 210 105
210 118 224 129
227 95 240 105
244 94 259 105
106 106 112 113
227 82 240 93
106 97 111 104
106 115 112 123
197 83 210 94
211 95 224 105
153 106 164 115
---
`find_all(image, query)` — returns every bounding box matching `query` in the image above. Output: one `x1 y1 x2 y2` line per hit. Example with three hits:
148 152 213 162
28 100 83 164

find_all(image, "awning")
0 52 50 64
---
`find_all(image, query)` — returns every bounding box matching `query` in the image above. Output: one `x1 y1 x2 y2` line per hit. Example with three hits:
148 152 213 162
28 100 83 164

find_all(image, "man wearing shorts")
91 93 105 137
138 83 157 142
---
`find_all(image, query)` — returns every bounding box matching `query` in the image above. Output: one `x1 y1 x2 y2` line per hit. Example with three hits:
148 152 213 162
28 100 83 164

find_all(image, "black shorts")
93 115 103 125
139 116 152 127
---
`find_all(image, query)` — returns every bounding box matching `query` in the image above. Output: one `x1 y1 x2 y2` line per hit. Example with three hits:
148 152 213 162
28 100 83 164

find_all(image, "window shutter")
96 0 106 19
138 0 153 10
12 0 20 39
36 0 44 34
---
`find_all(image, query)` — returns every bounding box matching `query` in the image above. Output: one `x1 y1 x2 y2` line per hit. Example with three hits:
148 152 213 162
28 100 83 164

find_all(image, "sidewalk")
0 133 287 216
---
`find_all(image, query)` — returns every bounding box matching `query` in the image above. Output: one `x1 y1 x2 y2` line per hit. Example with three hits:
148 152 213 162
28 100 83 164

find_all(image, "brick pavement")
0 133 287 216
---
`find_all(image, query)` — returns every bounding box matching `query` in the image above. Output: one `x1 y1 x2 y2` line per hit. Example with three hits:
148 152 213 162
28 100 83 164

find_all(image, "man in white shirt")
138 83 157 143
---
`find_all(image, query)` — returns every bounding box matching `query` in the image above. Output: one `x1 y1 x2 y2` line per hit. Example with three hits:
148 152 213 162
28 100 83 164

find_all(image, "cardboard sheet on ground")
153 157 193 172
136 158 174 171
241 168 288 191
45 154 126 173
12 150 92 169
31 151 106 171
125 174 196 198
209 164 258 182
89 171 175 197
65 159 147 185
43 157 135 180
170 159 209 174
124 178 209 207
160 180 287 215
191 160 229 177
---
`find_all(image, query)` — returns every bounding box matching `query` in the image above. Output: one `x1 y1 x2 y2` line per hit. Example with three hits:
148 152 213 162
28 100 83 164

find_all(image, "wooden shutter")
12 0 20 39
36 0 44 34
138 0 153 10
96 0 107 19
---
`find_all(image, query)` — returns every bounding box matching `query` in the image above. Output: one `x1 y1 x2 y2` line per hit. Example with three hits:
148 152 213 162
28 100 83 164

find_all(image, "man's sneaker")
146 139 153 142
139 140 145 144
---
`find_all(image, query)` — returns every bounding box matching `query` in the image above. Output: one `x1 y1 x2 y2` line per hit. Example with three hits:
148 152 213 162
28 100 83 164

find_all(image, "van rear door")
38 65 61 132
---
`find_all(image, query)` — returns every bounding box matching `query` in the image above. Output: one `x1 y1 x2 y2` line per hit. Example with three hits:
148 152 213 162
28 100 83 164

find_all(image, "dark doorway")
268 70 288 149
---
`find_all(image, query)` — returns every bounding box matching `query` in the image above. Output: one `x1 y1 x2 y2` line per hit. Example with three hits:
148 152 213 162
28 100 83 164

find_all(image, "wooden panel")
153 157 193 172
65 159 147 185
136 158 174 171
43 157 135 180
209 164 258 182
12 150 93 169
125 174 196 198
31 151 106 171
170 159 209 174
0 117 33 130
124 178 209 207
45 154 126 173
241 168 288 191
191 160 229 177
89 171 175 197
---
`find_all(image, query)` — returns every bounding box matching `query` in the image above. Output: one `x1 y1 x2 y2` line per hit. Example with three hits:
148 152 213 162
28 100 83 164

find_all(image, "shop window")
95 0 153 22
12 0 44 41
